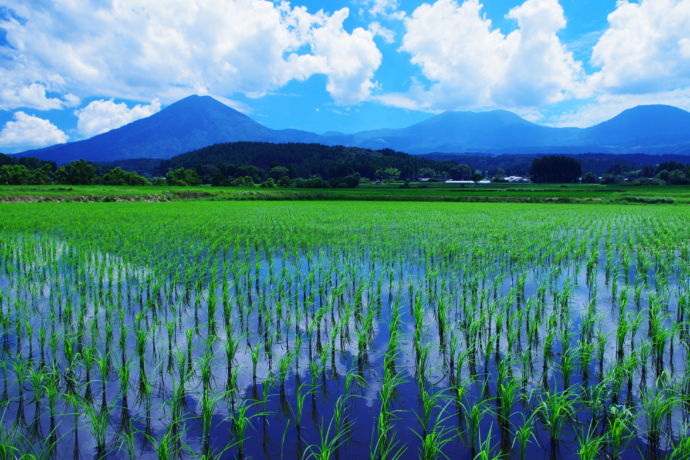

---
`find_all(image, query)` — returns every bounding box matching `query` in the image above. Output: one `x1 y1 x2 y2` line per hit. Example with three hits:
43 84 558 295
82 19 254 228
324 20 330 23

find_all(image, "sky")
1 0 690 152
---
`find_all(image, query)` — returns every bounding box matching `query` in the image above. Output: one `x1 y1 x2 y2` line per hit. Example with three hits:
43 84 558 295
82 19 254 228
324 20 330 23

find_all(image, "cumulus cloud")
75 99 161 138
310 9 382 105
0 81 79 111
0 112 68 150
0 1 381 108
590 0 690 94
399 0 585 111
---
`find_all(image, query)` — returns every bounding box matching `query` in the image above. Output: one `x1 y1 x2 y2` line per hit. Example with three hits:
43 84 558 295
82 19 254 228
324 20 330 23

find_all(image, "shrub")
230 176 254 187
295 176 330 188
277 176 293 187
166 168 201 186
330 173 360 188
102 167 150 186
261 177 277 188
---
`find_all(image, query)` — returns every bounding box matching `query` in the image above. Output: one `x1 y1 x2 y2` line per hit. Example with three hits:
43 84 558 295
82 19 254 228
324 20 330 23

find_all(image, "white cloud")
372 92 431 111
75 99 161 138
359 0 402 18
398 0 585 111
368 21 395 44
310 9 382 105
0 1 382 108
493 0 587 105
0 112 68 150
0 82 79 111
590 0 690 94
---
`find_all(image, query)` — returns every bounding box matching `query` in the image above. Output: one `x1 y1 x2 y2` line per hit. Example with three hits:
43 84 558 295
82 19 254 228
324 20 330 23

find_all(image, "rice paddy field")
1 183 690 205
0 200 688 459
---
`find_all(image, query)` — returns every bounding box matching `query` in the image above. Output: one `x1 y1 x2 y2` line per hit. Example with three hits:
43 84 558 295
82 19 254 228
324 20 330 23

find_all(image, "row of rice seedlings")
0 203 688 457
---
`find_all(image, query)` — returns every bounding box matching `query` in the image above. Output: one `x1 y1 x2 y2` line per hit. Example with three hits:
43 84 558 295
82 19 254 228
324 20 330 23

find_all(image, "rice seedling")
512 410 539 460
641 375 682 455
0 201 687 458
608 403 634 458
576 421 606 460
230 398 268 459
458 385 494 458
537 388 576 455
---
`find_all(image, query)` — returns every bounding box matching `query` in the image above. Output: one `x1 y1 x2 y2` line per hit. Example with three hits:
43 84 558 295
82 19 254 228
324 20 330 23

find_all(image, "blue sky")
1 0 689 152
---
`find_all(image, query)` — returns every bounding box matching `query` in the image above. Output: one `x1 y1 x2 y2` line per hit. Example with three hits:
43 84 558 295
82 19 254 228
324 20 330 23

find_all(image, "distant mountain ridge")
15 95 690 163
18 95 319 163
326 105 690 154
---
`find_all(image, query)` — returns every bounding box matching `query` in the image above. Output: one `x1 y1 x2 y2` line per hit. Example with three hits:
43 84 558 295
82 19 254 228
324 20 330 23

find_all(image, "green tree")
166 168 201 186
295 176 330 188
492 167 506 182
277 176 293 187
195 164 222 184
236 165 265 183
31 164 54 184
447 163 473 180
260 177 277 188
211 174 230 186
230 176 254 187
417 167 438 179
330 173 361 188
101 167 150 186
666 169 689 185
0 164 32 185
655 169 671 183
530 156 582 183
581 171 597 184
655 161 685 174
376 167 401 182
268 166 290 181
56 159 98 185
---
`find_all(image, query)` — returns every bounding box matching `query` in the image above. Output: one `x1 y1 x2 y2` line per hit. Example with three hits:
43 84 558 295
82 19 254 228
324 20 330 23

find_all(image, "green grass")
0 182 688 203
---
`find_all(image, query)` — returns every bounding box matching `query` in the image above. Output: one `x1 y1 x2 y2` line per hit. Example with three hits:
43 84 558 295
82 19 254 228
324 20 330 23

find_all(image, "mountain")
323 110 582 153
14 96 690 163
323 105 690 155
18 95 319 163
584 105 690 151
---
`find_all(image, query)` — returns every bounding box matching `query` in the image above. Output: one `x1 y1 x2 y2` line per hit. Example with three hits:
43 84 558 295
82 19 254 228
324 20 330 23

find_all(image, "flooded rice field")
0 201 688 459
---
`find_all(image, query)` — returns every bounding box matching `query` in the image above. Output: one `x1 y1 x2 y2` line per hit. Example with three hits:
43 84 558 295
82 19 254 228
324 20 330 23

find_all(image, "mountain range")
15 95 690 163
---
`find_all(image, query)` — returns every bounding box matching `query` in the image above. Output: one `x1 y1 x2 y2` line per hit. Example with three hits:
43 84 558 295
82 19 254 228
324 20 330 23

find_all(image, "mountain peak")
595 104 690 128
161 94 242 114
585 104 690 147
427 109 535 127
17 94 318 162
170 94 222 105
621 104 688 115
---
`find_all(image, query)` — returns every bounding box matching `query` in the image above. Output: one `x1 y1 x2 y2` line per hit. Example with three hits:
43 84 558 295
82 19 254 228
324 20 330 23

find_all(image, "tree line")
4 147 688 187
159 142 475 184
1 143 477 187
529 155 690 185
0 155 150 186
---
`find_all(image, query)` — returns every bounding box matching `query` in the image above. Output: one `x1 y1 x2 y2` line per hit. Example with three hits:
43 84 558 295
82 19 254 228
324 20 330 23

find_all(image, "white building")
445 180 491 184
504 176 530 183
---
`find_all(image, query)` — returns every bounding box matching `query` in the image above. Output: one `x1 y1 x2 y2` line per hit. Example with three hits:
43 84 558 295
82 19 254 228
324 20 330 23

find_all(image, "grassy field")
0 200 688 459
0 182 688 203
